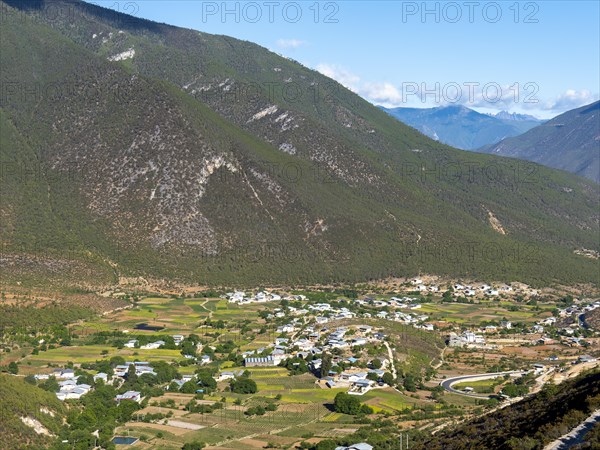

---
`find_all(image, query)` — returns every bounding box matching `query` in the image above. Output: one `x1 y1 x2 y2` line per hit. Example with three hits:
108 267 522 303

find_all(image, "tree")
110 356 126 367
182 440 206 450
152 361 180 383
77 372 94 385
245 405 266 416
126 364 137 383
196 372 216 391
367 372 379 381
180 381 197 394
333 392 361 415
8 362 18 374
403 374 417 392
281 357 309 375
382 372 394 386
442 289 453 302
502 382 528 398
360 403 374 414
320 353 332 378
39 376 60 392
230 378 257 394
181 340 197 357
315 440 337 450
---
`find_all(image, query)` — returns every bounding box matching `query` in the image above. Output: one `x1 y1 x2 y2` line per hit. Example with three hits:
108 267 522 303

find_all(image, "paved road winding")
440 371 525 398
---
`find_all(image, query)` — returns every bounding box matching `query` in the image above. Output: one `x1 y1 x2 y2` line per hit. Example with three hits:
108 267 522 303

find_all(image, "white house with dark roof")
335 442 373 450
115 391 142 403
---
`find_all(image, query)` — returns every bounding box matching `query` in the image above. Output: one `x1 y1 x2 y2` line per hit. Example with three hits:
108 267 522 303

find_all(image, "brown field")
123 421 196 436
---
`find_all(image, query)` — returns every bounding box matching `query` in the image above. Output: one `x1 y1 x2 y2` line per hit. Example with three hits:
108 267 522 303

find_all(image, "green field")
453 378 503 394
23 345 182 367
418 301 554 326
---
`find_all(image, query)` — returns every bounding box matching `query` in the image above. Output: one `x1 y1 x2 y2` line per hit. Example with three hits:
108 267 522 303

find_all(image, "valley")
1 278 598 449
0 1 598 449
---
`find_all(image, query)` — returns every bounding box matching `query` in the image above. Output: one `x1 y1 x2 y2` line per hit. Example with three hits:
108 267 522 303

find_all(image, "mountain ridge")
481 101 600 183
380 105 543 150
0 0 598 288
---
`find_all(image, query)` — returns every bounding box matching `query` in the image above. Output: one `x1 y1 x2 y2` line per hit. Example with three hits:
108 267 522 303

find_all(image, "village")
2 278 599 449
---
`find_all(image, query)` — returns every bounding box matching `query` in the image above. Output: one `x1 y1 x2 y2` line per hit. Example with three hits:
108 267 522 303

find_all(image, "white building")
115 391 142 403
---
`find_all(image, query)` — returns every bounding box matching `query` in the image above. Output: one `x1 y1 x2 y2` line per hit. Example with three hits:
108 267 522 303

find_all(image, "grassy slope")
415 370 600 450
482 101 600 182
0 374 66 450
0 0 598 287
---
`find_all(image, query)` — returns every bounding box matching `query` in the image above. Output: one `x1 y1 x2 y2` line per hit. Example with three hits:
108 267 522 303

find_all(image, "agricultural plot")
119 400 332 449
419 301 554 326
23 345 183 367
11 287 579 450
453 379 503 394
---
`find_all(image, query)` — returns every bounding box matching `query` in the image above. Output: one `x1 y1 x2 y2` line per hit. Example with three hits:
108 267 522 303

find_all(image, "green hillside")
482 101 600 183
0 374 67 450
0 0 598 288
414 370 600 449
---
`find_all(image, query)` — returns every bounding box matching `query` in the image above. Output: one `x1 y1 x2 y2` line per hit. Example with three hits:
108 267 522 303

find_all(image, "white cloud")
316 63 361 92
361 82 404 105
542 89 598 112
315 64 403 106
315 63 598 117
276 39 307 50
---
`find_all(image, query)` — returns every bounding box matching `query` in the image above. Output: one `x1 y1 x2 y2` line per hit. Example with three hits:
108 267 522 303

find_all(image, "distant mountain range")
481 101 600 183
380 105 544 150
0 0 598 288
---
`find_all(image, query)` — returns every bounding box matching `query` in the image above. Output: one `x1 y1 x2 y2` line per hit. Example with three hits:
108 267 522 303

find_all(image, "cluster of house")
450 282 505 297
167 374 196 389
241 324 392 395
318 367 388 395
477 320 514 334
111 361 156 377
56 379 93 400
242 325 385 367
406 278 540 299
530 300 600 346
124 334 186 349
34 369 108 401
271 299 433 333
225 290 297 304
35 368 76 380
558 300 600 319
115 391 143 403
448 331 486 347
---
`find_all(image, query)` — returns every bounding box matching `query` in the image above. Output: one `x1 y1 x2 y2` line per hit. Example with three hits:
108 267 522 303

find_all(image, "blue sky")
92 1 599 118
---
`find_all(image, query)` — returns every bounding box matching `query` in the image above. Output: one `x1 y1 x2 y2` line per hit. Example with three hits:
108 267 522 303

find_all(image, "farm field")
4 285 598 450
417 301 555 326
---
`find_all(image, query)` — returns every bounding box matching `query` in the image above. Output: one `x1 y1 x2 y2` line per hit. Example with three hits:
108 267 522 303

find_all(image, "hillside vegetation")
0 374 67 450
0 0 598 288
482 101 600 183
415 370 600 449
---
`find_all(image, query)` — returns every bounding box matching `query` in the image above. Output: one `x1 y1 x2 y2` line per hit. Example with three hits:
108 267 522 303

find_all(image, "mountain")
494 110 541 122
380 105 543 150
481 101 600 183
0 0 598 288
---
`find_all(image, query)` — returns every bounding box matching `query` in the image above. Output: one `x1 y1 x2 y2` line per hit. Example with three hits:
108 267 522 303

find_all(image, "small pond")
134 323 164 331
112 436 139 445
